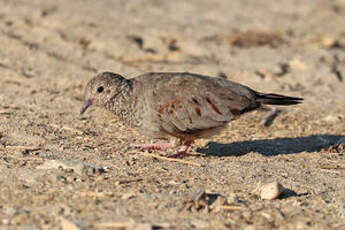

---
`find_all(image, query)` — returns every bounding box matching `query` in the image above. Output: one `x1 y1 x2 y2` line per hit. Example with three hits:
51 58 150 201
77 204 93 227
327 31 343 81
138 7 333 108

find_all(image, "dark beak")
80 99 94 115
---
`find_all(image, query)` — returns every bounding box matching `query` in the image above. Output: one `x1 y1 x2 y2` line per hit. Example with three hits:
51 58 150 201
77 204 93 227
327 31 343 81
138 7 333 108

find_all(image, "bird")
80 72 303 157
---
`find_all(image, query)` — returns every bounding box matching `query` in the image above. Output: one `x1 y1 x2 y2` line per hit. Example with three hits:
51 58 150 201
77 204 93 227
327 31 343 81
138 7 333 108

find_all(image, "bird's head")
80 72 128 115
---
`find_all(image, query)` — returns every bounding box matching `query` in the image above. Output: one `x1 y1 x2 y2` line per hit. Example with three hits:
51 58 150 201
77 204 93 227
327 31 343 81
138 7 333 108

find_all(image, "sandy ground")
0 0 345 229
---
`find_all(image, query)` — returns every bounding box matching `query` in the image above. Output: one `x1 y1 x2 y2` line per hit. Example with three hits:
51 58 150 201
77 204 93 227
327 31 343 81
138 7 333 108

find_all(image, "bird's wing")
135 72 258 137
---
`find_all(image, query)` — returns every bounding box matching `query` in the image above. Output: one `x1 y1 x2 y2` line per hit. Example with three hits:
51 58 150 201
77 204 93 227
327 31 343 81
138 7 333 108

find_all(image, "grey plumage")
81 72 303 154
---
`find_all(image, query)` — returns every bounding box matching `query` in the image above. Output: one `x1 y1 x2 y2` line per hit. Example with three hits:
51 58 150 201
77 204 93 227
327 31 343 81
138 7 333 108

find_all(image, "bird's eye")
97 86 104 93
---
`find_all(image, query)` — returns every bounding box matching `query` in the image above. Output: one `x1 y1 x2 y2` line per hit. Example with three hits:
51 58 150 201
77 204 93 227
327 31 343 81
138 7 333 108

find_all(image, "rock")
37 159 104 176
260 182 284 200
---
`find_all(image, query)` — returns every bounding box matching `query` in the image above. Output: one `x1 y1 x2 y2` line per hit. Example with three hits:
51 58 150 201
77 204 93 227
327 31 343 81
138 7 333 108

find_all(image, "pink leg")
168 140 194 158
131 142 176 150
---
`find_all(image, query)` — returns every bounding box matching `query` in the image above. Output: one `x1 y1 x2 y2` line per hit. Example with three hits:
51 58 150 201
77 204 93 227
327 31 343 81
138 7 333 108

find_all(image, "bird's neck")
105 79 139 126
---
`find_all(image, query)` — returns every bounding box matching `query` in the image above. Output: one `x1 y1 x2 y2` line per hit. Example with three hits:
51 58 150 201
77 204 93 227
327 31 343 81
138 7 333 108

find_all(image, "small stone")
37 159 104 176
260 182 284 200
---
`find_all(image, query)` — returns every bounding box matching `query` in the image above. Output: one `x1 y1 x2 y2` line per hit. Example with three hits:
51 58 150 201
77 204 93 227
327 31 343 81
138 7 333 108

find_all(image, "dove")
80 72 303 157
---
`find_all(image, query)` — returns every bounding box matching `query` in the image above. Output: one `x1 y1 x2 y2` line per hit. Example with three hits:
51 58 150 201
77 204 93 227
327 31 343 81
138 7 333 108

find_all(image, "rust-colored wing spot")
158 99 181 114
158 104 169 114
158 108 164 114
195 107 201 117
206 97 223 115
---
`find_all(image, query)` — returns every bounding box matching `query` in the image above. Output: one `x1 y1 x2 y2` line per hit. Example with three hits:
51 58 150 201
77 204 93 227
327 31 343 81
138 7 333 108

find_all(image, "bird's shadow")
197 134 344 157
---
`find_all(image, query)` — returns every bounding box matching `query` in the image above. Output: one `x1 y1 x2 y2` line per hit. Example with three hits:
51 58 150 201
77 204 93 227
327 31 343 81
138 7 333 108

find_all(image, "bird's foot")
167 150 194 158
131 142 176 150
168 140 194 158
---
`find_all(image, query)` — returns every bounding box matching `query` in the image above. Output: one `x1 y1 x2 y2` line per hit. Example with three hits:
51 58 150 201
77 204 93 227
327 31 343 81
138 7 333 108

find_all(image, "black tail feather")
256 93 303 106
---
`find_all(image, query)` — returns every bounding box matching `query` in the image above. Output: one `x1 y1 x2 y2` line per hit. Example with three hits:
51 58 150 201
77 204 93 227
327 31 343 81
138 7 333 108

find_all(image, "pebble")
37 159 104 176
260 182 284 200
